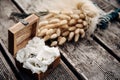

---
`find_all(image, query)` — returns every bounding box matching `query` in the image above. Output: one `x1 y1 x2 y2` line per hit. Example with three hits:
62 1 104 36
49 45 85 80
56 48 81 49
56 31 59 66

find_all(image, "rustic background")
0 0 120 80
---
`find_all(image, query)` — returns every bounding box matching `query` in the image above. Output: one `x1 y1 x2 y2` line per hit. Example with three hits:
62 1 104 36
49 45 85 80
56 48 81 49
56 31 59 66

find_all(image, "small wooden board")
0 40 22 80
8 14 39 55
0 0 20 48
92 0 120 58
59 39 120 80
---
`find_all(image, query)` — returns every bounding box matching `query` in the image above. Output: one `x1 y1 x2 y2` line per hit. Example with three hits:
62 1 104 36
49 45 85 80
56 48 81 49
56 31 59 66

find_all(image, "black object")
9 10 49 22
97 8 120 29
117 0 120 3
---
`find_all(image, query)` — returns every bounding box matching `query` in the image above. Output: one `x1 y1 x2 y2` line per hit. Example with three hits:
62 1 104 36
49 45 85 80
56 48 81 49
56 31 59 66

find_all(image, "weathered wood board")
60 39 120 80
0 52 17 80
0 49 17 80
92 0 116 12
105 0 120 8
44 61 78 80
94 23 120 58
12 0 120 80
0 0 79 80
0 0 20 48
8 14 39 55
0 0 22 66
92 0 120 58
0 40 22 80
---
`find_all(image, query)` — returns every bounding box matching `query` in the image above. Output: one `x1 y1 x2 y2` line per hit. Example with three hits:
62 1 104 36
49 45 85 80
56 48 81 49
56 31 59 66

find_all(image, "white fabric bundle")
16 37 60 74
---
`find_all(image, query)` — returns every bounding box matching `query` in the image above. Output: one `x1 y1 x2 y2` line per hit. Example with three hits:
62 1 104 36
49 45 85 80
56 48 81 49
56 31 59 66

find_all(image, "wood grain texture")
95 22 120 57
92 0 120 57
0 0 20 48
8 14 39 55
44 61 78 80
0 51 17 80
91 0 116 12
0 40 17 80
13 0 87 14
59 39 120 80
106 0 120 8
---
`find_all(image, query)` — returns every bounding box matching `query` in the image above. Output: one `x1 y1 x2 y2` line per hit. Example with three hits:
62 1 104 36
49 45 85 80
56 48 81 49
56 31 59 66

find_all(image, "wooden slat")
106 0 120 8
94 22 120 58
0 39 22 80
12 0 38 14
59 39 120 80
92 0 116 12
44 60 78 80
0 51 17 80
0 0 21 65
0 0 20 48
91 0 120 58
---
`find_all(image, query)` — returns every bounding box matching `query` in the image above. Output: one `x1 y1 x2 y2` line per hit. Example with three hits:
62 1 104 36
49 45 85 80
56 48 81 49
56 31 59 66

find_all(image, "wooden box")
8 14 60 80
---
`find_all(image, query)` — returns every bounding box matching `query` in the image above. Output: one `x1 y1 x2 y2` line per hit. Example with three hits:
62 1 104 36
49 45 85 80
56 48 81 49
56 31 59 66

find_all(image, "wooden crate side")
8 14 39 56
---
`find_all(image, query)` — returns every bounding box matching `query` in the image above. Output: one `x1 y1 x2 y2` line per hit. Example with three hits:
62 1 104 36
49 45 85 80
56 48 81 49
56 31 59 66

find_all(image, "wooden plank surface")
0 0 21 66
44 61 78 80
13 0 120 80
0 0 20 48
92 0 120 58
92 0 116 12
0 39 23 80
60 39 120 80
105 0 120 8
0 0 78 80
0 51 17 80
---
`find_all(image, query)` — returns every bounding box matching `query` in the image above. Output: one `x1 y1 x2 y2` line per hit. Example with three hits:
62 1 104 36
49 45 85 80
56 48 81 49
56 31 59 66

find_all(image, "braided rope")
98 8 120 29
